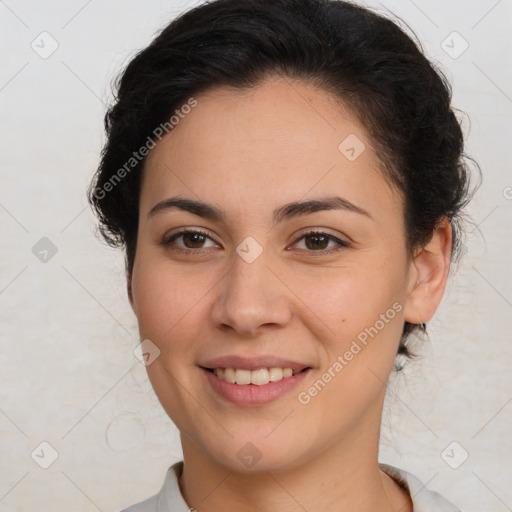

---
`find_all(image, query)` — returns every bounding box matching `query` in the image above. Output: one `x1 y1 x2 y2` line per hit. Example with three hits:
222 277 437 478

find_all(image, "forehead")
140 77 401 224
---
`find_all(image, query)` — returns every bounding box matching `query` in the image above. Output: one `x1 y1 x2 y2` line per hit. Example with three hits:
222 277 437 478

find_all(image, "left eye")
292 231 348 252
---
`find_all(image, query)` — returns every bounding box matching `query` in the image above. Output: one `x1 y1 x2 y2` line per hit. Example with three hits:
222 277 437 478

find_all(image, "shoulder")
380 463 462 512
120 461 188 512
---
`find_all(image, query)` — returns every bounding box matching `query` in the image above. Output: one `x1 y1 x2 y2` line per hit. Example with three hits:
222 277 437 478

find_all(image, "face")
128 77 440 473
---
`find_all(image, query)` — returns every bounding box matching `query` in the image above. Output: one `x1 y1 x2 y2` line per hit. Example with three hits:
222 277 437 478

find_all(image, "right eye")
161 229 220 254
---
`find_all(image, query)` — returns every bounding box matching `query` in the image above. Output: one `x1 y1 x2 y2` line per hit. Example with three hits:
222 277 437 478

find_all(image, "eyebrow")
147 195 372 223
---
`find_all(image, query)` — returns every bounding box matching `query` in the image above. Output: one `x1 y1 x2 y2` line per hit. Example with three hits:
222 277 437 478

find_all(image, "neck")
178 422 412 512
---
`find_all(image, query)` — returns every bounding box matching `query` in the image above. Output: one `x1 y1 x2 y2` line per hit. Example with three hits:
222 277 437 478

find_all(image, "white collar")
379 463 461 511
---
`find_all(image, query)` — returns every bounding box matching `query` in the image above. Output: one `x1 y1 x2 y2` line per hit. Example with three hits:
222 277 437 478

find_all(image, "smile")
201 365 312 406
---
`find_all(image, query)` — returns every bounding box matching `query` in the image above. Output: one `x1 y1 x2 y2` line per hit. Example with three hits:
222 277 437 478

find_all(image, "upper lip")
199 355 311 371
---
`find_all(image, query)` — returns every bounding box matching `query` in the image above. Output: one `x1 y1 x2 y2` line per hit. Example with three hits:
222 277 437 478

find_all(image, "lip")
199 354 311 371
201 366 312 406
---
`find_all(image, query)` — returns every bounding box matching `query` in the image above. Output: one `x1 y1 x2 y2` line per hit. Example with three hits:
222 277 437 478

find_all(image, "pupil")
184 233 205 248
306 234 328 250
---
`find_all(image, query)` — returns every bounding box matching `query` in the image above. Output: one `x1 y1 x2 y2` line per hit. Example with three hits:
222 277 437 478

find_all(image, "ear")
403 217 453 324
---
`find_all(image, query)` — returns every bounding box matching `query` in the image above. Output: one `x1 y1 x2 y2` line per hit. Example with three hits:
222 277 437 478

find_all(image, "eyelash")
160 228 350 255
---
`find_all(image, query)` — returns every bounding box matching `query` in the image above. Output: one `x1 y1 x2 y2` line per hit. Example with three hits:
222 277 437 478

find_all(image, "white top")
121 461 461 511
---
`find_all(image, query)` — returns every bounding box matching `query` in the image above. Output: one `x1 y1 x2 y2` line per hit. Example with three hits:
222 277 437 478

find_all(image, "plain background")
0 0 511 510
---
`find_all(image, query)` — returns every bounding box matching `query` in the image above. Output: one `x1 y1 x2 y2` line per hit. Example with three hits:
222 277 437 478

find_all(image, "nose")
210 248 293 337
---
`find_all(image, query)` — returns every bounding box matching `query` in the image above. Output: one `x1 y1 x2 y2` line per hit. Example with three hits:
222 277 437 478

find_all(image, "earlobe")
403 217 453 325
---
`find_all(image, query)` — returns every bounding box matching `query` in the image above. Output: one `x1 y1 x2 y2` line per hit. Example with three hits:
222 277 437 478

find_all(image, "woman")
88 0 474 510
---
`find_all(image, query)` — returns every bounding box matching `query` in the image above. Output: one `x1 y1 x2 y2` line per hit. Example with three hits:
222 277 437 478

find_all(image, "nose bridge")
211 242 292 335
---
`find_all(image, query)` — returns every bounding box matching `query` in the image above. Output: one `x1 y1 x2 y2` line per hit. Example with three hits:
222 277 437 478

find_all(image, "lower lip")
201 367 311 406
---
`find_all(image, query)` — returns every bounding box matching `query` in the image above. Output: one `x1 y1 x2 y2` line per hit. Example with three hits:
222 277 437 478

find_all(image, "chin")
200 434 309 475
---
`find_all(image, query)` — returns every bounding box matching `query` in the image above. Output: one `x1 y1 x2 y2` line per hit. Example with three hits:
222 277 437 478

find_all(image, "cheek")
131 259 210 416
132 271 175 340
307 267 407 402
131 255 212 340
294 268 405 429
306 261 405 334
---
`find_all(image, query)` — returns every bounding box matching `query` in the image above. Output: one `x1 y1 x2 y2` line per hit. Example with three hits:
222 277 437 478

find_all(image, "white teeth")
235 369 252 385
283 368 293 378
268 367 283 382
251 368 269 385
224 368 236 383
212 367 302 385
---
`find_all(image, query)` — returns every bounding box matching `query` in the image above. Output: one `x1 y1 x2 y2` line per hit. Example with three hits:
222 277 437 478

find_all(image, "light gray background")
1 1 511 510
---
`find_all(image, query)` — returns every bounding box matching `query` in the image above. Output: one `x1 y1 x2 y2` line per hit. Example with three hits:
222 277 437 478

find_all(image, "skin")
128 76 452 512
